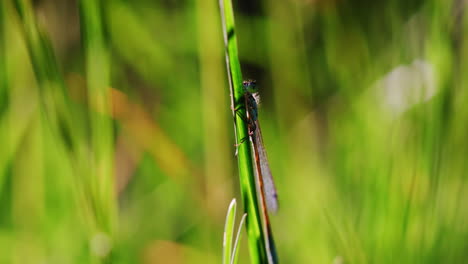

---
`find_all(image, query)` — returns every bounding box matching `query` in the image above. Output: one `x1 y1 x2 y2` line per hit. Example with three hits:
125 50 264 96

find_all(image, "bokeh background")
1 0 468 263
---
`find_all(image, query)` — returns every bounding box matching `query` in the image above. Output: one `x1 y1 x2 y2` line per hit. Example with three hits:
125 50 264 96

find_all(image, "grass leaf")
218 0 270 263
223 199 237 264
231 213 247 264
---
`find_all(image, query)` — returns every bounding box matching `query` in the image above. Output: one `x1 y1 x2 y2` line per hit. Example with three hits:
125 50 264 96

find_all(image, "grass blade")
12 0 83 152
218 0 271 263
231 213 247 264
223 199 237 264
0 0 7 119
0 0 9 192
79 0 116 235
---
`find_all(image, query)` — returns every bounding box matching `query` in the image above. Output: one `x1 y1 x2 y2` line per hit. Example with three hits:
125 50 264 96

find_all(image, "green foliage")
222 199 247 264
219 0 271 263
1 0 468 263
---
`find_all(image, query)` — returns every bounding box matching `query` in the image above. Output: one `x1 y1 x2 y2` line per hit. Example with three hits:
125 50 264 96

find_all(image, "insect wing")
252 121 279 213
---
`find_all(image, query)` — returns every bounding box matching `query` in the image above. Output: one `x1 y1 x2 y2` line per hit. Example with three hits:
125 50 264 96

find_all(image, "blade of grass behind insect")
0 0 7 118
12 0 111 253
223 199 237 264
79 0 116 235
12 0 85 153
0 0 9 193
218 0 269 263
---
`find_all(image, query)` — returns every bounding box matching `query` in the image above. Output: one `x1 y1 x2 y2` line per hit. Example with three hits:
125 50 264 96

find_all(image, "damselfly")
241 79 279 264
242 79 279 214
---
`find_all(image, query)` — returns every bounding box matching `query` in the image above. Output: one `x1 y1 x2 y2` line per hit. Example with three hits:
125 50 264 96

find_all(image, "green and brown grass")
0 0 468 263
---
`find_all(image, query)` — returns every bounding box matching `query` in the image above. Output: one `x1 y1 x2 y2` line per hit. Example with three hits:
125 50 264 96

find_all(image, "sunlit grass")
219 0 272 263
0 0 467 263
222 199 246 264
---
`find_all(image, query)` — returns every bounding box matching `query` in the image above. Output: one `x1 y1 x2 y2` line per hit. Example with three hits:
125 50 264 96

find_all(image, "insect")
239 79 279 264
241 79 279 214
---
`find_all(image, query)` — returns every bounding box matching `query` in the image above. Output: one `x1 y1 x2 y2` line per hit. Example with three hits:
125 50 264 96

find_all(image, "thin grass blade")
223 199 237 264
218 0 270 263
231 213 247 264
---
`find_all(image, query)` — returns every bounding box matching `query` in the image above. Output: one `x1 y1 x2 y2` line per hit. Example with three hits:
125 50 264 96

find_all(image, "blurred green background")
1 0 468 263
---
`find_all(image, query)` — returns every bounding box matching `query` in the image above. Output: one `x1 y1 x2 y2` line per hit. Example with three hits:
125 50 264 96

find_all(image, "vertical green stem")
12 0 83 151
0 0 9 197
79 0 116 236
219 0 269 263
